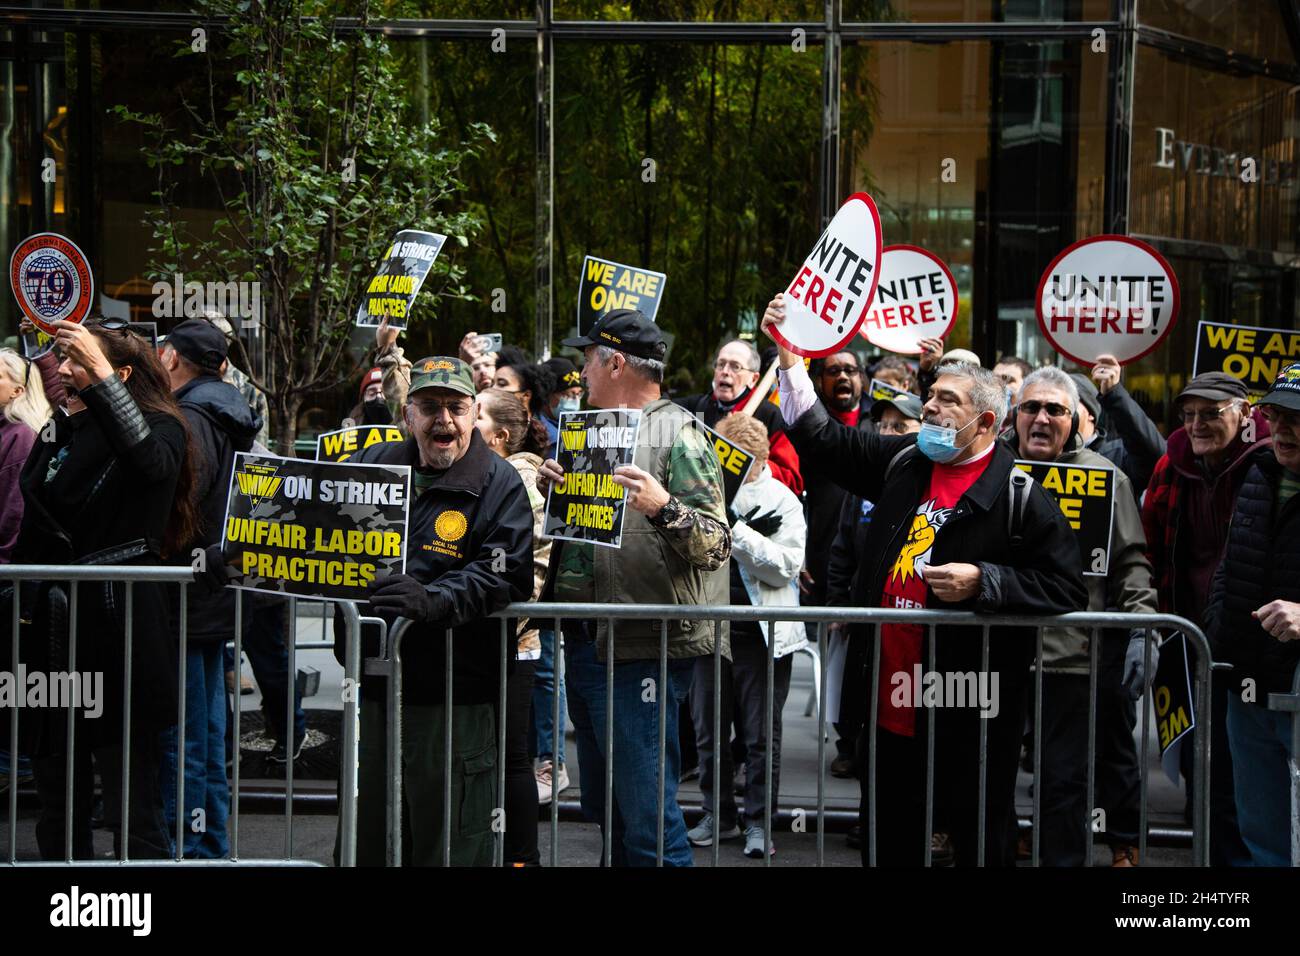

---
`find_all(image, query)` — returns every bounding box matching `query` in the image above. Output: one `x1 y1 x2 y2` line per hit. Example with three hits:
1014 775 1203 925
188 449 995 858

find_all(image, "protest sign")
1014 460 1116 576
697 419 756 507
1152 633 1195 786
860 245 957 354
130 322 158 351
221 452 410 602
316 425 405 463
867 377 919 405
21 326 55 360
1193 320 1300 400
776 192 884 359
10 232 95 335
354 229 446 329
544 409 641 548
1036 235 1179 366
577 256 666 336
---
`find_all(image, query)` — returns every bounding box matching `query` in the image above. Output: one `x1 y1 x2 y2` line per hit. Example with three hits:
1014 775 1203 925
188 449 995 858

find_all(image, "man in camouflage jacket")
537 308 731 867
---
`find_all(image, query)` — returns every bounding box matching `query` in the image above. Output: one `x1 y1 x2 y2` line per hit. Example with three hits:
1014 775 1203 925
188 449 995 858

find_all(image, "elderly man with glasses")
1205 363 1300 865
1141 371 1273 867
335 356 535 866
675 339 803 495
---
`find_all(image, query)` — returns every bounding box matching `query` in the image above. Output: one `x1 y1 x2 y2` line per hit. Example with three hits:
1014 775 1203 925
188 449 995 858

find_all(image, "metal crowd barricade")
1267 659 1300 868
360 601 1213 868
3 565 362 867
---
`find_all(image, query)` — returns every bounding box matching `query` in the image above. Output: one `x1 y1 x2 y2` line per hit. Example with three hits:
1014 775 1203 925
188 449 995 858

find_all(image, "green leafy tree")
114 0 491 451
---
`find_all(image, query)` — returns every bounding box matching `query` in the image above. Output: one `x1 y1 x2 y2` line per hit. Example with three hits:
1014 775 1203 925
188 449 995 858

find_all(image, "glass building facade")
4 1 1299 432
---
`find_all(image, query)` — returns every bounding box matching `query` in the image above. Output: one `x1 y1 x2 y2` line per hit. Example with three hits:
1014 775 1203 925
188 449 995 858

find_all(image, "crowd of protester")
1 296 1299 870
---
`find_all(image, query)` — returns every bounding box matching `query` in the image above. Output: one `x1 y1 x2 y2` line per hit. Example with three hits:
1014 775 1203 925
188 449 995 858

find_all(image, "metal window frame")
4 1 1296 353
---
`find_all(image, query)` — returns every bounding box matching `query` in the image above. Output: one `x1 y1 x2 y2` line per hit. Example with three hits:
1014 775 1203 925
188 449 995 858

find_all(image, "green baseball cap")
409 356 475 397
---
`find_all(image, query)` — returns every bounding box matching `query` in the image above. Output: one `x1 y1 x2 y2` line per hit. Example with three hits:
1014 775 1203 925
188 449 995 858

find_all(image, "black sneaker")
267 733 306 765
830 755 856 779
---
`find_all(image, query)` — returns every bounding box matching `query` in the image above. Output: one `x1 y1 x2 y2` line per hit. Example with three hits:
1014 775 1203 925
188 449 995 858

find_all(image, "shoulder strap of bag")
1007 467 1032 548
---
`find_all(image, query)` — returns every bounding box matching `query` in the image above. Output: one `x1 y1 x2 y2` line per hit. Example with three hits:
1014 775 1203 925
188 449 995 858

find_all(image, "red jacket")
1141 411 1271 620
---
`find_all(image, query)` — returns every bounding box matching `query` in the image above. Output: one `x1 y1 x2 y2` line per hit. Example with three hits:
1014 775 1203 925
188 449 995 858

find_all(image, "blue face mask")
915 416 981 464
556 396 581 416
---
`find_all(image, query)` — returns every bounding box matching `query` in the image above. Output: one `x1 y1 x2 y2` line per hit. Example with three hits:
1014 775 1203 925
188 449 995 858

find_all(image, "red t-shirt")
877 451 992 737
832 407 861 428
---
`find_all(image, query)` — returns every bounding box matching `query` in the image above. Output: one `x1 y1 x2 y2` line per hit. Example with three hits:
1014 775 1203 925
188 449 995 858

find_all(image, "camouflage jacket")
541 398 732 662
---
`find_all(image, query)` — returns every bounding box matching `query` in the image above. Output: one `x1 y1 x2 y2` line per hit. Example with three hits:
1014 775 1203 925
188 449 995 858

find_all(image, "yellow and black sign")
1151 632 1196 785
698 419 756 506
315 425 404 463
577 255 666 336
544 409 642 548
1192 320 1300 401
868 377 919 405
221 452 411 601
1014 459 1115 576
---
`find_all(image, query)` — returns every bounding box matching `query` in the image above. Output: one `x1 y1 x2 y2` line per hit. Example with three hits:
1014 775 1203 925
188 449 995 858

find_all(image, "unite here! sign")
1035 235 1180 366
859 245 958 354
775 192 884 358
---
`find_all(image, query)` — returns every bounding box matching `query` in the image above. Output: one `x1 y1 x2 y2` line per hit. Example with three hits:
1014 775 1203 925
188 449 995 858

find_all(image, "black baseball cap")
543 356 582 390
1068 372 1101 421
562 308 667 361
167 319 228 375
1257 362 1300 413
1177 372 1249 404
870 393 923 423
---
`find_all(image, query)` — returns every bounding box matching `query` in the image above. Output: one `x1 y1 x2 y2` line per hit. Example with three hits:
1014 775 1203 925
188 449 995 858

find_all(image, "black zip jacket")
1205 455 1300 702
787 401 1086 864
333 429 534 705
175 375 261 644
8 375 189 749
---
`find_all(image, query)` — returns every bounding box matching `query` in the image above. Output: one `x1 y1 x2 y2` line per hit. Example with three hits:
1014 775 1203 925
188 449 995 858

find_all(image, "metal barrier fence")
1267 659 1300 868
3 573 1221 868
3 566 362 867
353 601 1215 868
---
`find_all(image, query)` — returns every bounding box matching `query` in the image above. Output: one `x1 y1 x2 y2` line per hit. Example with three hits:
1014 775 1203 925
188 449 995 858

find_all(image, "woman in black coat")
11 317 201 860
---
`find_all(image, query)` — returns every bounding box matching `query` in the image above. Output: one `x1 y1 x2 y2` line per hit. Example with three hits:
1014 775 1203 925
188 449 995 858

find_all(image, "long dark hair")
90 326 202 559
500 362 554 456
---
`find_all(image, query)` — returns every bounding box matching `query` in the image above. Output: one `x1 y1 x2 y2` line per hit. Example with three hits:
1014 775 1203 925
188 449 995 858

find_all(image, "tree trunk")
270 393 303 457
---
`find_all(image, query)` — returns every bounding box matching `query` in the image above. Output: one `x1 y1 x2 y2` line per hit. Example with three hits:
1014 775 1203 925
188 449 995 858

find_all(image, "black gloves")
367 573 444 623
194 543 234 595
735 505 782 539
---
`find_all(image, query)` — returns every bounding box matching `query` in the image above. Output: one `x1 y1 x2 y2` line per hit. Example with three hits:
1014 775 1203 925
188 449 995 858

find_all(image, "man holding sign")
762 294 1086 867
338 356 534 866
536 308 731 867
1008 367 1157 867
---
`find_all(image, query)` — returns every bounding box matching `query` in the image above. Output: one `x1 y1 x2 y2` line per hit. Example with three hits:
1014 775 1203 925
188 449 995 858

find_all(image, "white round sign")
859 244 958 354
774 192 883 359
1035 235 1180 366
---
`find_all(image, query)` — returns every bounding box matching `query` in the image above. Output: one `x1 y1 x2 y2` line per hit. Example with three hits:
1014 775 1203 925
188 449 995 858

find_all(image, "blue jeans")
532 629 566 765
564 631 694 867
161 642 230 858
1226 693 1296 866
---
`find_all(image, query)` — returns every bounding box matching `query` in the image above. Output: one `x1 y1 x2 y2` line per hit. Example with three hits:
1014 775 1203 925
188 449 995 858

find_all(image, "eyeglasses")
1018 400 1072 419
823 365 861 378
877 420 914 435
1260 406 1300 430
714 359 756 374
412 399 474 418
1180 402 1240 425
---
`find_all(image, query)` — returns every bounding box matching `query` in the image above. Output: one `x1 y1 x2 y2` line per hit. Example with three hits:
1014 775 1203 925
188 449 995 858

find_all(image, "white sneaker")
536 760 570 804
743 825 775 858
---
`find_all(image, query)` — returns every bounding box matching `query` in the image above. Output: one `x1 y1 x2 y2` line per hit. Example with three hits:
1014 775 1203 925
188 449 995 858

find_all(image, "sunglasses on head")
85 317 141 335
